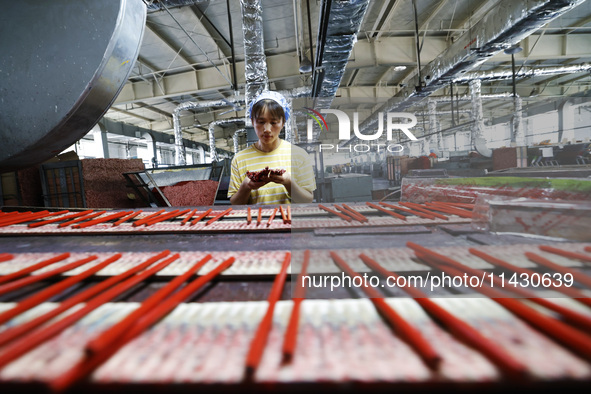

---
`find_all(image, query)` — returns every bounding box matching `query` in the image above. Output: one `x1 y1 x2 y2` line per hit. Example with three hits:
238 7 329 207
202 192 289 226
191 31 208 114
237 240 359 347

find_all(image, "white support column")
92 124 110 158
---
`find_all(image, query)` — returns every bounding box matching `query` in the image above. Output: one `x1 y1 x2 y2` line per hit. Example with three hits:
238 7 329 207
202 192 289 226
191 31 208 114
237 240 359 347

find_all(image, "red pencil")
380 202 438 220
85 253 213 355
113 210 143 226
257 207 262 226
538 245 591 263
411 244 591 330
205 208 232 226
470 248 591 308
267 208 278 227
59 211 105 228
341 203 369 222
287 205 291 224
0 253 14 263
398 202 449 220
131 209 166 227
50 256 236 393
0 210 68 227
525 252 591 289
28 210 94 228
282 250 310 362
190 209 212 226
424 202 473 218
334 204 368 223
330 251 441 369
279 205 288 224
366 202 406 220
136 209 179 226
245 252 291 376
358 252 528 379
144 209 190 226
0 254 121 326
407 242 591 361
180 209 197 226
0 253 70 285
73 211 132 229
0 250 171 348
318 204 352 222
436 202 475 210
247 207 252 225
0 211 24 220
0 255 98 297
0 253 181 371
0 211 42 226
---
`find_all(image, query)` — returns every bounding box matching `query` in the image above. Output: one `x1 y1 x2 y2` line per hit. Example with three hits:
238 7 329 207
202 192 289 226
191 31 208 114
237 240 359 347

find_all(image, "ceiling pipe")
277 87 312 144
233 128 246 154
453 63 591 83
428 93 514 102
512 95 525 146
172 97 243 165
240 0 269 118
344 0 588 146
209 118 245 162
428 99 439 155
470 79 492 157
310 0 371 111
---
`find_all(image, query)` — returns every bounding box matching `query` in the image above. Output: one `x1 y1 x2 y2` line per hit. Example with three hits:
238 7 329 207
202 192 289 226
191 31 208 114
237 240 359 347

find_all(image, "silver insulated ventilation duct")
172 98 243 165
344 0 588 146
454 63 591 83
208 118 245 162
241 0 268 113
470 79 492 158
233 129 246 154
311 0 371 110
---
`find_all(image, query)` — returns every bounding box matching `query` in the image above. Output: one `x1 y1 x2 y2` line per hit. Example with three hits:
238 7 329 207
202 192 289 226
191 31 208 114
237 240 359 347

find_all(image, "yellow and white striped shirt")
228 140 316 205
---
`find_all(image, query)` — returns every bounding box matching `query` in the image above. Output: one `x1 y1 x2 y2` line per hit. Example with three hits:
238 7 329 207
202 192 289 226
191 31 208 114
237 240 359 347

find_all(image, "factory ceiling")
104 0 591 153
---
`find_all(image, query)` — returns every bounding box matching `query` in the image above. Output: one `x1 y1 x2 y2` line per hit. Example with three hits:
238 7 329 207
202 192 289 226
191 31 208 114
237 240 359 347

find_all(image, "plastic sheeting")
401 177 591 204
472 197 591 241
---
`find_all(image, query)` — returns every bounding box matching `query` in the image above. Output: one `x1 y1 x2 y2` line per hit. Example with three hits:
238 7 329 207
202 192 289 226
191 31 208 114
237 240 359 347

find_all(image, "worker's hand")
242 176 269 190
268 170 290 187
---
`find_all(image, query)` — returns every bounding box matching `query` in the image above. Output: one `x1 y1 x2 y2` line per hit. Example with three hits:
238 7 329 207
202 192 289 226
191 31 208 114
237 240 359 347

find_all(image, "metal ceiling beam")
133 56 162 79
108 107 155 123
134 102 175 120
189 5 232 58
419 0 448 32
562 14 591 34
371 0 402 40
115 52 300 105
146 20 198 71
448 0 499 42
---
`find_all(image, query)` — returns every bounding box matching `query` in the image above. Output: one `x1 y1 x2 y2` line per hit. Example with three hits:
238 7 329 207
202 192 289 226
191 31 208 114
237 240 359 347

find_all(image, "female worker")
228 91 316 205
